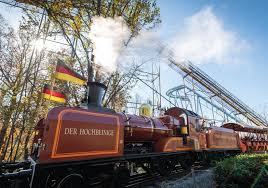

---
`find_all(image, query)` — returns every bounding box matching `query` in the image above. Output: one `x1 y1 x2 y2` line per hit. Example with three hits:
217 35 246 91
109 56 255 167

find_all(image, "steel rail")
124 163 209 188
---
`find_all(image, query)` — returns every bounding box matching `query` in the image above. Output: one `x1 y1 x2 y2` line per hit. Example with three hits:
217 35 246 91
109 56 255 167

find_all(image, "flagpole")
45 60 57 116
89 47 94 82
87 47 94 106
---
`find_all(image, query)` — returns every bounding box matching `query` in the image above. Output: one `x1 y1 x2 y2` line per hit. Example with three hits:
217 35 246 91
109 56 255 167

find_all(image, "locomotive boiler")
1 82 242 188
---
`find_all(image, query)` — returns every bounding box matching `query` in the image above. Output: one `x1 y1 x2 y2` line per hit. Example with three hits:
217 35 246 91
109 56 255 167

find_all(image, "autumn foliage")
0 0 161 162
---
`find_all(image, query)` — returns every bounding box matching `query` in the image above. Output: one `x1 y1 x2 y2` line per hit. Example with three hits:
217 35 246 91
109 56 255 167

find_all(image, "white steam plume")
89 6 250 73
171 6 250 64
118 30 163 68
89 16 130 72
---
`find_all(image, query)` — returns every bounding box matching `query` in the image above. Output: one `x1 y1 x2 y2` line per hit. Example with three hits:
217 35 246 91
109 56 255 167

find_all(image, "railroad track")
124 163 210 188
0 163 210 188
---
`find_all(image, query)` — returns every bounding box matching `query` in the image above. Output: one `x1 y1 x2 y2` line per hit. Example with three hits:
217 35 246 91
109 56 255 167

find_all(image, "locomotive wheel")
180 159 193 171
157 158 175 176
45 171 58 188
56 174 84 188
112 167 130 188
99 173 113 188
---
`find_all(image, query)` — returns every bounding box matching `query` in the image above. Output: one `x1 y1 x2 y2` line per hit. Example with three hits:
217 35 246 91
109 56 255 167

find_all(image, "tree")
0 0 162 161
0 14 67 161
15 0 161 107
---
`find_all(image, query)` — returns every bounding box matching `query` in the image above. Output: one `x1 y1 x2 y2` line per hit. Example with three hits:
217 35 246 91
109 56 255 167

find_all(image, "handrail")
168 58 268 127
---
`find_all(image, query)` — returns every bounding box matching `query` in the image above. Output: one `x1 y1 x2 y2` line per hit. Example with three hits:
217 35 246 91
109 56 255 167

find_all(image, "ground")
148 168 215 188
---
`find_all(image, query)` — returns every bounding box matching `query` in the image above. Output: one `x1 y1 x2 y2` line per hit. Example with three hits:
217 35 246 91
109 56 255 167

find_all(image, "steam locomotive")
1 82 244 188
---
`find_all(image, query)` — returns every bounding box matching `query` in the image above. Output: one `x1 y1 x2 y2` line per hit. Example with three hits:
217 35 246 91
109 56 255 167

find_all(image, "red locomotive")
1 82 262 188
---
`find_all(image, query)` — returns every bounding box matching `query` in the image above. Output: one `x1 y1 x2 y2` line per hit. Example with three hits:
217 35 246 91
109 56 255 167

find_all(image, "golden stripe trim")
43 93 66 103
55 72 86 85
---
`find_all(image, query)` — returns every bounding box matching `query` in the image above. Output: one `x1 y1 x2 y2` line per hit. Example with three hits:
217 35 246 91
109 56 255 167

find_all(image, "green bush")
214 154 268 188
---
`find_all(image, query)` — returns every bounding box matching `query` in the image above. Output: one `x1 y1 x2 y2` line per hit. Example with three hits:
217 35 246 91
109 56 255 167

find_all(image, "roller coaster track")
166 85 243 123
168 58 268 127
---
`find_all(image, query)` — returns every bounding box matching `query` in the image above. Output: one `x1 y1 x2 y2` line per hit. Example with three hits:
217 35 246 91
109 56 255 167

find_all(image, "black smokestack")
87 82 107 107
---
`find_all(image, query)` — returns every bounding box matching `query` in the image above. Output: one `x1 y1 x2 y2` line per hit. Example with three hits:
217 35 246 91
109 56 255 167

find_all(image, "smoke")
89 7 249 73
171 6 250 64
89 16 130 72
118 30 164 68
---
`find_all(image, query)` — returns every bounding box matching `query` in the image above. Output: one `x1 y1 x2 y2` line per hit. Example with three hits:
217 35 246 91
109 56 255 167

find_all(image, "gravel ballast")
149 168 216 188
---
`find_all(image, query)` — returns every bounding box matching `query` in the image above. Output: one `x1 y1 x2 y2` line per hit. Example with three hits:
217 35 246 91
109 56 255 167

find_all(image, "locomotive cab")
164 107 203 140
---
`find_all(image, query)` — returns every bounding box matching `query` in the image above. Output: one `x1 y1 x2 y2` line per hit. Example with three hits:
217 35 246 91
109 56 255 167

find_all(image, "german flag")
42 84 66 103
55 60 87 85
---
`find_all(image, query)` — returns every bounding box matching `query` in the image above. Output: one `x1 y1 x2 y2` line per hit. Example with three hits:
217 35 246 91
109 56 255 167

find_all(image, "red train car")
222 122 268 152
35 106 240 165
1 82 241 188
